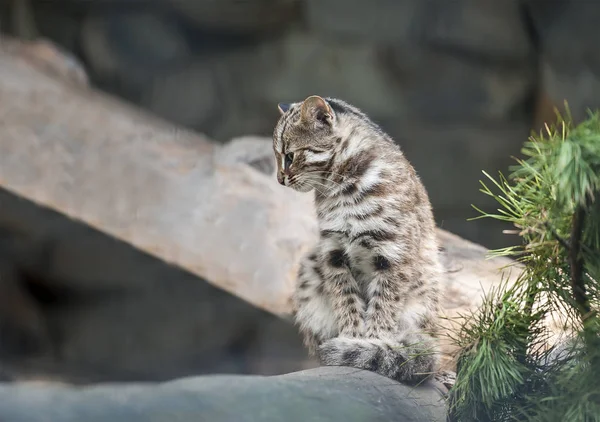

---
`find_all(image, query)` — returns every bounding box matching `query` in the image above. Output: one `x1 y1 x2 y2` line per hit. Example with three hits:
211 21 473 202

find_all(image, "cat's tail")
318 334 439 384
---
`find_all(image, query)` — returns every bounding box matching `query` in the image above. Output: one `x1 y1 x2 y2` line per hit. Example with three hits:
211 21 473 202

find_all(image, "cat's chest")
317 207 368 236
347 240 374 267
317 201 383 266
344 240 376 296
318 219 379 295
329 231 375 273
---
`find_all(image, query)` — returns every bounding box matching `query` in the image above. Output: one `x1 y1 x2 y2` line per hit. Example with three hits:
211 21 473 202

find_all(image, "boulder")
0 188 316 383
0 367 447 422
1 37 88 86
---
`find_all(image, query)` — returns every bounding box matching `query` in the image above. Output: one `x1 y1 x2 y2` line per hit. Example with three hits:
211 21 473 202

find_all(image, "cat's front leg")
319 245 366 338
364 254 406 338
293 252 338 355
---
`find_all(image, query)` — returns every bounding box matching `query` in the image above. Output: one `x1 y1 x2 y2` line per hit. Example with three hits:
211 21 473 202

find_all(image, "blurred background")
0 0 599 386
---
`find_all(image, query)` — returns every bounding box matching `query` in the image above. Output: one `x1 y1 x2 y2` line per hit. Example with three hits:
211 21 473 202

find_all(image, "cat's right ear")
278 103 291 115
300 95 334 126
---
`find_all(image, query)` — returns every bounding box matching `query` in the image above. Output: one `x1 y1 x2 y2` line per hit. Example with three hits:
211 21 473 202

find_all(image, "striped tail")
317 334 439 384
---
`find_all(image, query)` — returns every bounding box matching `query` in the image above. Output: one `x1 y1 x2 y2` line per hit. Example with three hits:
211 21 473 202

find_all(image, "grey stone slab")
0 367 447 422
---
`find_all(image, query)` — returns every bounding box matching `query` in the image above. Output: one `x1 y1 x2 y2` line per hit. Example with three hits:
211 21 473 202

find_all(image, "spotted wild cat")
273 95 442 383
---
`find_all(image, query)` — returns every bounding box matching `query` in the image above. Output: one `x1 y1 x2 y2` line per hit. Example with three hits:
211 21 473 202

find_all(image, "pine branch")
570 203 591 319
545 222 571 251
452 107 600 421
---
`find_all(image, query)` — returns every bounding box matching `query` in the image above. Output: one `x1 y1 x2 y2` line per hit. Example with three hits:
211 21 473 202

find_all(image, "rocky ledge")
0 367 447 422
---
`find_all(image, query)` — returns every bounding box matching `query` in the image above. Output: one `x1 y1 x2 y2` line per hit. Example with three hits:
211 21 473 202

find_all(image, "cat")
273 95 442 383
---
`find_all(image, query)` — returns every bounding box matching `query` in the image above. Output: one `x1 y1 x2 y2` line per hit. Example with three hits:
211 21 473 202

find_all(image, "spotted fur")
273 96 442 384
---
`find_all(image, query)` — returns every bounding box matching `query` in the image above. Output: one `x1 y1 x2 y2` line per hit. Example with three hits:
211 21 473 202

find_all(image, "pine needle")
449 105 600 421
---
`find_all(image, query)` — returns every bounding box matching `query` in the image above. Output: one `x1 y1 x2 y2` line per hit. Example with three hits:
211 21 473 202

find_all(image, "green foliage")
449 107 600 422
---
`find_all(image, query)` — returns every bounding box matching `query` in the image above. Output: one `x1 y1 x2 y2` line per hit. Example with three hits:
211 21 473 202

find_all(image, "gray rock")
80 10 191 69
305 0 418 43
260 29 404 119
214 136 278 175
0 188 315 383
0 37 88 86
140 59 223 132
537 337 581 370
380 45 535 125
168 0 300 33
0 258 50 359
30 2 82 54
140 46 276 140
306 0 532 60
80 9 191 101
420 0 533 61
0 367 448 422
378 118 530 245
525 0 600 123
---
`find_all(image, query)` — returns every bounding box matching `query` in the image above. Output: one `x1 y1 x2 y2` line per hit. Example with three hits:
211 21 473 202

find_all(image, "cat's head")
272 95 339 192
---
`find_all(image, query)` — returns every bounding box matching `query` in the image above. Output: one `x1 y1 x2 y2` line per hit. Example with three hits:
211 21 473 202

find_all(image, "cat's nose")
277 171 285 185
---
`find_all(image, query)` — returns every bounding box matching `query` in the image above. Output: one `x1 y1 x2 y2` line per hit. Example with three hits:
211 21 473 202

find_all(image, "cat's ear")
300 95 334 126
278 103 291 115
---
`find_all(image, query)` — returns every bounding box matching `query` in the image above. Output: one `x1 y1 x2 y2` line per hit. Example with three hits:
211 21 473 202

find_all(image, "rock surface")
169 0 300 32
0 367 447 422
0 189 316 383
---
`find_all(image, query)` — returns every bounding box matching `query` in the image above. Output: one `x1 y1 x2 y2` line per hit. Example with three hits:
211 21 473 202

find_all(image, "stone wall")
2 1 600 248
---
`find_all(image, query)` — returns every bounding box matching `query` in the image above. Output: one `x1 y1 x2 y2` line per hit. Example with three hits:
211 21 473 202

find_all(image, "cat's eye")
284 152 294 170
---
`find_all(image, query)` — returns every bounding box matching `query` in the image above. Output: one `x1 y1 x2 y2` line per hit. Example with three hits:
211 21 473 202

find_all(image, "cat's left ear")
278 103 291 115
300 95 334 126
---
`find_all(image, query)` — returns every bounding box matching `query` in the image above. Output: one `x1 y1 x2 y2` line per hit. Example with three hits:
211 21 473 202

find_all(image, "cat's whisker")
298 178 332 197
301 173 345 190
298 176 338 194
307 181 338 196
308 183 329 197
291 173 329 196
305 170 347 183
